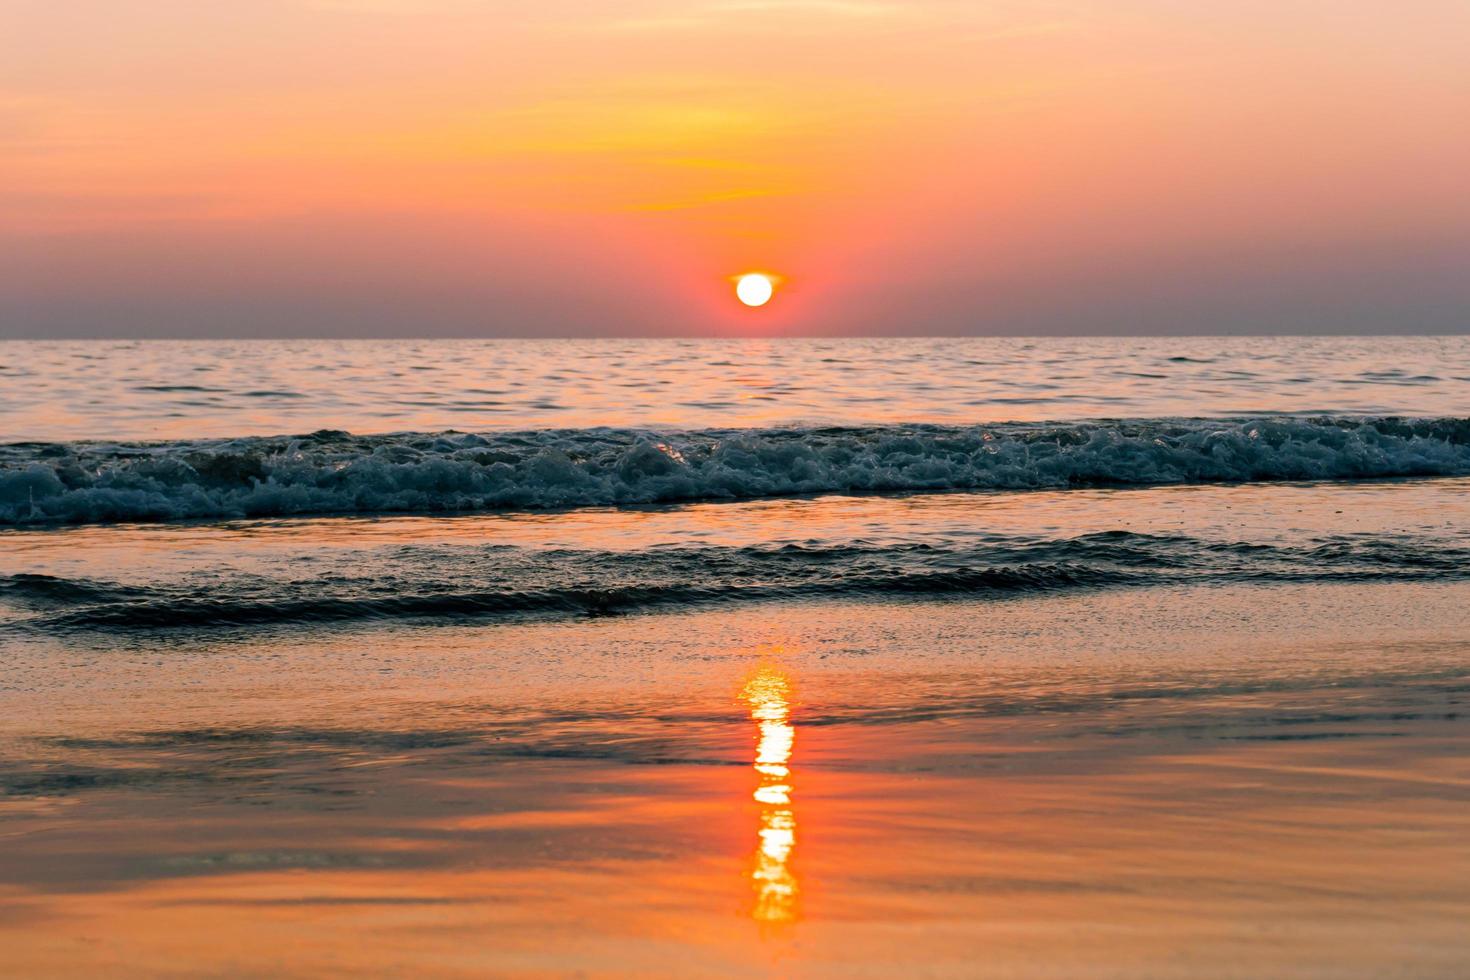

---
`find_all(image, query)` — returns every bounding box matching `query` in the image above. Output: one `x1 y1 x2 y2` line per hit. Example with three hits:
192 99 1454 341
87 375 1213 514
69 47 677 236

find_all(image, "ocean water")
4 337 1470 628
6 336 1470 441
4 337 1470 976
4 336 1470 527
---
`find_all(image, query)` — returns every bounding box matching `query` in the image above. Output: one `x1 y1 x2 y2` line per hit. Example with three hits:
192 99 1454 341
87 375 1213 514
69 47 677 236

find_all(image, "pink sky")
4 0 1468 336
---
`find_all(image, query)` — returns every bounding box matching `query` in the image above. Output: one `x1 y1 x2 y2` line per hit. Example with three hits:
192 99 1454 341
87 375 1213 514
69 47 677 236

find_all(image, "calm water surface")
4 336 1469 440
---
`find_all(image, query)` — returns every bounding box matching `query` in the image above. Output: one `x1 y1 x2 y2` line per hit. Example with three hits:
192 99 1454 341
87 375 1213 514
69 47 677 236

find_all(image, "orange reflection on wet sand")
741 663 798 924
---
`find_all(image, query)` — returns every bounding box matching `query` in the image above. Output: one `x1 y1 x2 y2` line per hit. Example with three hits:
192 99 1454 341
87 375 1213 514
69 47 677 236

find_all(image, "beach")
3 338 1470 976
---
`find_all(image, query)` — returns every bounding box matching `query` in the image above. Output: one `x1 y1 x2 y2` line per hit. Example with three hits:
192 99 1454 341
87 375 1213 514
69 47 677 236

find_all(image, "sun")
735 273 775 307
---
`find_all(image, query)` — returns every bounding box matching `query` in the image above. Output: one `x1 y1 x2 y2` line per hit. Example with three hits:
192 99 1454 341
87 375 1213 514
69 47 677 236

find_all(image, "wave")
4 416 1470 526
5 531 1468 634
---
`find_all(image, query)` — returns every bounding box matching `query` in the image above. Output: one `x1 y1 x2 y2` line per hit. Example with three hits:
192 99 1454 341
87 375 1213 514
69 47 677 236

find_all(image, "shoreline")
4 586 1468 976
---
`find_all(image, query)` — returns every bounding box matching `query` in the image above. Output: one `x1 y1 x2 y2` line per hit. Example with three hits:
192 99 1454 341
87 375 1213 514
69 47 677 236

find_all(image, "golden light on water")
741 664 798 924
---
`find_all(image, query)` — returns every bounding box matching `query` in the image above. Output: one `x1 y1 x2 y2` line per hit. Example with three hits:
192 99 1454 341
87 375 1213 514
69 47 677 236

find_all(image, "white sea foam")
3 417 1469 525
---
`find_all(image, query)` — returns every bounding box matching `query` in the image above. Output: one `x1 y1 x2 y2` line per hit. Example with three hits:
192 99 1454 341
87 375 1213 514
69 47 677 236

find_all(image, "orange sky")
4 0 1468 335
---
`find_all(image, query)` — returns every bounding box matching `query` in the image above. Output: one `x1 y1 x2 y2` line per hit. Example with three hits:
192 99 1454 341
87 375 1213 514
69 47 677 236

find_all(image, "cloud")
626 187 785 212
710 0 900 16
302 0 482 12
600 0 904 32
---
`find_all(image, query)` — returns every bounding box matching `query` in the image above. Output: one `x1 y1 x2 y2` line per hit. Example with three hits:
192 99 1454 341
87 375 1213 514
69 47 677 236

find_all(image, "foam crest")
4 417 1469 526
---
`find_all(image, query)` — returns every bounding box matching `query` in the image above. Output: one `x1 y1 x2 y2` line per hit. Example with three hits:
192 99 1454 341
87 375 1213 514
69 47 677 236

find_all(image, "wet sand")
3 582 1469 977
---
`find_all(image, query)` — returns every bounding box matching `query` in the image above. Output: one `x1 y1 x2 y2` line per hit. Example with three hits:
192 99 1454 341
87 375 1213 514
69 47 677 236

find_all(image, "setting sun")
735 273 775 308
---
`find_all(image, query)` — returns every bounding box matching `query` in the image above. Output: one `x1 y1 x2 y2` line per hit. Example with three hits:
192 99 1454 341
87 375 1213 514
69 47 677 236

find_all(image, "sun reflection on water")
741 664 798 924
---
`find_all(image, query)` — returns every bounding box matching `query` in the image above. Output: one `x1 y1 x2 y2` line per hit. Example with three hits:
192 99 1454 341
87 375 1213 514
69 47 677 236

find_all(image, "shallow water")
5 477 1470 636
3 587 1469 977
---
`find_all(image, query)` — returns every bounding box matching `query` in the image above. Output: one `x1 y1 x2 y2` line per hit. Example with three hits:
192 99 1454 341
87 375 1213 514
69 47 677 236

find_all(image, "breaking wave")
5 531 1469 634
4 416 1470 526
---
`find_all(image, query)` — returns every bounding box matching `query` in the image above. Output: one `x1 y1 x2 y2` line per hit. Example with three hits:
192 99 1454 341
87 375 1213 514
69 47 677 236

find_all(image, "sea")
3 336 1469 976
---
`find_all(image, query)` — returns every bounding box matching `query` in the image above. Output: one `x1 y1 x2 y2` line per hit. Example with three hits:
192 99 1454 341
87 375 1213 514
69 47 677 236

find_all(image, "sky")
3 0 1468 337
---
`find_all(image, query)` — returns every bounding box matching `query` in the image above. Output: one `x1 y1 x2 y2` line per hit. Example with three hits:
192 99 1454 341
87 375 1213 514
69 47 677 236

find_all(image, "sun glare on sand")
735 273 775 307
